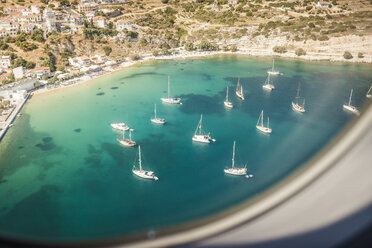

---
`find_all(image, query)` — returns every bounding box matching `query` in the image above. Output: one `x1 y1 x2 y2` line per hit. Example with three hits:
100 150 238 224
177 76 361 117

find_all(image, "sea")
0 55 371 243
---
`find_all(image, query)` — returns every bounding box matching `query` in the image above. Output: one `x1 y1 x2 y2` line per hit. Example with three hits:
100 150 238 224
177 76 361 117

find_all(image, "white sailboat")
110 122 129 131
192 114 216 143
366 85 372 98
267 59 280 75
224 141 247 176
236 78 245 100
117 129 136 147
150 104 165 124
343 89 359 115
256 110 272 134
292 83 306 113
161 76 182 104
132 145 158 181
224 87 233 109
262 73 275 91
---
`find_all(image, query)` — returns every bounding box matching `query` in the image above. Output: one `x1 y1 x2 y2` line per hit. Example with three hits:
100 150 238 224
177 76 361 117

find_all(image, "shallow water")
0 55 371 242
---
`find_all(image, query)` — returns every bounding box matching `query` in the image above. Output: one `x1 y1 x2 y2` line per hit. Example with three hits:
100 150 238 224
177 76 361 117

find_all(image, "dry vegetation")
0 0 372 74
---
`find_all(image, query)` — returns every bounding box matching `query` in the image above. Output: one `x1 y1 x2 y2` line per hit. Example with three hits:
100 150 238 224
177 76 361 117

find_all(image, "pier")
0 94 29 142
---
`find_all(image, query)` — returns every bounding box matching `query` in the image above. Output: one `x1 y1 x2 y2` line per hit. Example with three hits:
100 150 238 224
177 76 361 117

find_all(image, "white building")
31 6 41 14
43 8 58 32
0 56 12 68
78 3 99 12
13 67 25 79
116 20 136 31
317 1 330 8
92 16 107 28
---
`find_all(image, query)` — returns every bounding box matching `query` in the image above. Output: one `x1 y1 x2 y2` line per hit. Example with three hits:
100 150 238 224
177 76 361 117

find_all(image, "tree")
295 48 306 56
343 51 353 59
184 42 195 51
231 45 238 52
358 52 364 58
126 31 138 39
103 46 112 56
130 54 140 61
273 46 287 53
161 0 169 3
139 38 148 46
198 40 218 51
9 73 15 82
152 50 159 56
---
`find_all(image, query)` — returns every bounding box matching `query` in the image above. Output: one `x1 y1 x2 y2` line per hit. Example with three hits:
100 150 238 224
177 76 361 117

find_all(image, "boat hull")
117 138 136 147
268 71 280 75
133 170 158 180
256 125 272 134
110 123 129 131
263 84 275 91
161 97 182 104
224 168 247 176
224 101 233 109
236 91 244 100
292 102 306 113
192 135 215 143
343 104 360 115
151 118 166 124
366 94 372 99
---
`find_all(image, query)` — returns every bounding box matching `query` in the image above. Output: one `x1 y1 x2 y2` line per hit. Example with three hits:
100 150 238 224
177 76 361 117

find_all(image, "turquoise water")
0 55 371 242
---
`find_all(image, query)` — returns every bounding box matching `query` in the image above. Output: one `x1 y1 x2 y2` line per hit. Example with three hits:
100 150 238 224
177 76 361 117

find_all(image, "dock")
0 94 29 142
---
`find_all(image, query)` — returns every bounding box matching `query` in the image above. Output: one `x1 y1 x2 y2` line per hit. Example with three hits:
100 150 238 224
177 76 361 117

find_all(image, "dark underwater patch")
74 128 81 133
18 146 24 149
35 137 56 151
96 92 105 96
85 145 103 168
121 72 159 80
111 87 119 90
0 179 8 184
42 137 53 143
178 92 224 115
0 185 62 236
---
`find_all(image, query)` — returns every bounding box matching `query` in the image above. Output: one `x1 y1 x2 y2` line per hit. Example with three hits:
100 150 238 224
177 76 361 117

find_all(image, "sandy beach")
30 47 372 98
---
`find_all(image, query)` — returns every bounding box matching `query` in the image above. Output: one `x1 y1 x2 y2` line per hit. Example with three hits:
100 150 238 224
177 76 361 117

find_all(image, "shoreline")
30 48 372 98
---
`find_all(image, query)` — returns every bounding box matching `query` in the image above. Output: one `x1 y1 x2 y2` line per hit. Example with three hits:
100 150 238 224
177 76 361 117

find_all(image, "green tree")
295 48 306 56
184 42 195 51
103 46 112 56
358 52 364 58
273 46 287 53
130 54 140 61
343 51 353 59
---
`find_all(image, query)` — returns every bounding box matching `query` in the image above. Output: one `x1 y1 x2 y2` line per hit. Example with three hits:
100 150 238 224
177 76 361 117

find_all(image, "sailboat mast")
168 76 170 98
232 141 235 169
261 111 264 127
236 78 239 91
226 87 229 101
349 89 353 106
296 83 300 104
129 129 132 141
154 104 157 118
138 146 142 171
199 114 203 135
267 117 269 128
256 111 261 126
